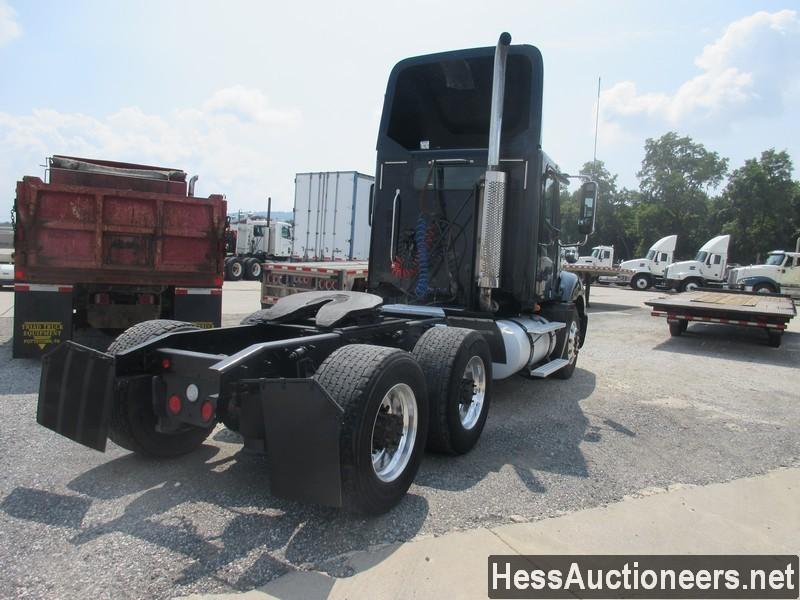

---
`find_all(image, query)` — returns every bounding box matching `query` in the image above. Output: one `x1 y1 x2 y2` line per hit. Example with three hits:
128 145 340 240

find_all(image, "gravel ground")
0 285 798 599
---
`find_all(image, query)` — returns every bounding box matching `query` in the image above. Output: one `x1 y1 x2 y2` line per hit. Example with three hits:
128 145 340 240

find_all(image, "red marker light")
200 401 214 422
167 394 182 415
161 358 171 370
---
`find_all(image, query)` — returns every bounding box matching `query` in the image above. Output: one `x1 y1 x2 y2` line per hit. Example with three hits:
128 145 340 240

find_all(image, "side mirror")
578 181 597 235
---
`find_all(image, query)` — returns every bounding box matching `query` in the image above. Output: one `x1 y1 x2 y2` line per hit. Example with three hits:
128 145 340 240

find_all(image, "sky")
1 0 799 217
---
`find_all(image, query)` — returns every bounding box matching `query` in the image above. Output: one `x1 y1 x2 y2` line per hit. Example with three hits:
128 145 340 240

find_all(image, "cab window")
253 225 264 237
281 226 291 239
659 252 668 262
543 174 559 226
712 255 722 265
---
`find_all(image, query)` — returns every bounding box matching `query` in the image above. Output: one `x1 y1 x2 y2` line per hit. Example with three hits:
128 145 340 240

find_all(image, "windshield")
695 251 708 263
591 248 601 258
765 253 785 266
645 250 655 260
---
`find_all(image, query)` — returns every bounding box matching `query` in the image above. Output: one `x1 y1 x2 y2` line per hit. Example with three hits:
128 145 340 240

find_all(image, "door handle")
389 189 400 263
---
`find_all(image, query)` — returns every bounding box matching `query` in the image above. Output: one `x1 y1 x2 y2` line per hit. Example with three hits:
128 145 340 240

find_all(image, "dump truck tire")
314 344 428 514
412 327 492 454
107 320 213 458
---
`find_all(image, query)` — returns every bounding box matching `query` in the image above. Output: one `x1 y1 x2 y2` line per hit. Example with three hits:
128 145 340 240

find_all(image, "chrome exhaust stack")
477 32 511 312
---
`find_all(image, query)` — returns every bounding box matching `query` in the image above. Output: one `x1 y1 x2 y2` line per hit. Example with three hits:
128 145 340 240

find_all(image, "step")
512 319 565 335
529 357 569 378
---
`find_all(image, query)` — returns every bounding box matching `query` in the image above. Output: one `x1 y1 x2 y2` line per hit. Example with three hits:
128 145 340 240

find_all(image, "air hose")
414 214 429 297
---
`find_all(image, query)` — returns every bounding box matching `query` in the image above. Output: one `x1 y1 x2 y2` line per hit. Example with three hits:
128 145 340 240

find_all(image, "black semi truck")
36 34 598 514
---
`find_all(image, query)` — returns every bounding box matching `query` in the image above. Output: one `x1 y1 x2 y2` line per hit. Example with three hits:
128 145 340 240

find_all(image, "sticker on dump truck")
21 321 64 349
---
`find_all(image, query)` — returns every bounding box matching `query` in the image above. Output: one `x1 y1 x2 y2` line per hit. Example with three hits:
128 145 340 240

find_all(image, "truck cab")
665 235 730 292
729 250 800 297
235 219 293 259
577 245 614 268
616 235 677 290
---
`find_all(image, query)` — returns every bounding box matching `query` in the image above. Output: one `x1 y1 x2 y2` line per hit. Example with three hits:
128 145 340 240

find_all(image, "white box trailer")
292 171 374 261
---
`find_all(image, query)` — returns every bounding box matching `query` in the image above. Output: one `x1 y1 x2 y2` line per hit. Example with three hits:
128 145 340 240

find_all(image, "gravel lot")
0 283 798 599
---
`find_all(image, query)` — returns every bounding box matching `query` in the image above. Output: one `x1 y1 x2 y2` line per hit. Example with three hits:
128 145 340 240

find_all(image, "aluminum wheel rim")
635 277 648 290
252 263 262 278
371 383 417 483
459 356 486 430
685 281 698 292
231 262 243 277
565 320 579 364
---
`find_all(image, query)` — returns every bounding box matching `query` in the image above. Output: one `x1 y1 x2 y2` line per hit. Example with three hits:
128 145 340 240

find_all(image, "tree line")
560 132 800 264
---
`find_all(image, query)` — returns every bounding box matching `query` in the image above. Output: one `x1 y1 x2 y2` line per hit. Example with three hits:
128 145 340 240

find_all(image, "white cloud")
598 10 800 139
0 87 303 215
0 0 21 47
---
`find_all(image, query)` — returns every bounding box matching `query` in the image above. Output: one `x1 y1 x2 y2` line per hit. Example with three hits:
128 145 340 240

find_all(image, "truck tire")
313 345 429 514
668 320 686 337
680 279 701 293
412 327 492 454
225 258 244 281
552 306 581 380
244 258 263 281
753 282 776 294
767 330 782 348
107 320 213 458
630 273 652 290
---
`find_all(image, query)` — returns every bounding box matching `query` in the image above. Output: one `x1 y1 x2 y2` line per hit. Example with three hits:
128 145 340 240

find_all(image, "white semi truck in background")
614 235 678 290
664 234 731 292
224 218 293 281
728 240 800 298
576 245 615 268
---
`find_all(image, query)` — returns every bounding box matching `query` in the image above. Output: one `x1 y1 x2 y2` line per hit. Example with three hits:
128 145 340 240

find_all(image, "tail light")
14 267 24 280
167 395 182 415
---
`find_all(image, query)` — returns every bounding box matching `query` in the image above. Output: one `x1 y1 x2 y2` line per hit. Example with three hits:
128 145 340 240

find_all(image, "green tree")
715 149 800 263
636 132 728 256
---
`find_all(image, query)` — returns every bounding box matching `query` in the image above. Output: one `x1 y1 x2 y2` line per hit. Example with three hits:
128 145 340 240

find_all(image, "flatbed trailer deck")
562 264 635 305
645 288 796 347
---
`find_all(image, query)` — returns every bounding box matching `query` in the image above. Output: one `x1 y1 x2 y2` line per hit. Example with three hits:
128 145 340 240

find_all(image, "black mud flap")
37 342 115 452
257 379 344 507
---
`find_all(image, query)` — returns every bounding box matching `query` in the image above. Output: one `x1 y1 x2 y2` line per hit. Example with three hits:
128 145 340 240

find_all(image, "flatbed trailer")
645 288 796 347
260 260 368 307
562 264 635 306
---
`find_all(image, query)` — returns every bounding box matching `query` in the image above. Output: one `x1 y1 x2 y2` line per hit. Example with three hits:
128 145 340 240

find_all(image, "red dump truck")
13 155 227 358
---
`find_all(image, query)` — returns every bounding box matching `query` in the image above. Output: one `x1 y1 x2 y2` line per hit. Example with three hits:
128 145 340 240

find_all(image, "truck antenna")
593 76 601 173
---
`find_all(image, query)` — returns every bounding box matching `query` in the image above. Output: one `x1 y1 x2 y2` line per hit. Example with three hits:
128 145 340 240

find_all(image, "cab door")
781 255 800 295
538 170 561 300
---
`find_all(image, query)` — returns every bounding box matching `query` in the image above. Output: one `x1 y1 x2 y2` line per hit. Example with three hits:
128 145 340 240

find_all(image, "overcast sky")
1 1 799 216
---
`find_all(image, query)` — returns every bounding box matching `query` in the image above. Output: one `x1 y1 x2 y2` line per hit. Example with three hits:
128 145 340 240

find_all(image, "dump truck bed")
15 176 227 287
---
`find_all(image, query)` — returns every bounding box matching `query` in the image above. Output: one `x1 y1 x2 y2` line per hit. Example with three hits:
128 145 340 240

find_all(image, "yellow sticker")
192 321 215 329
21 321 64 350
